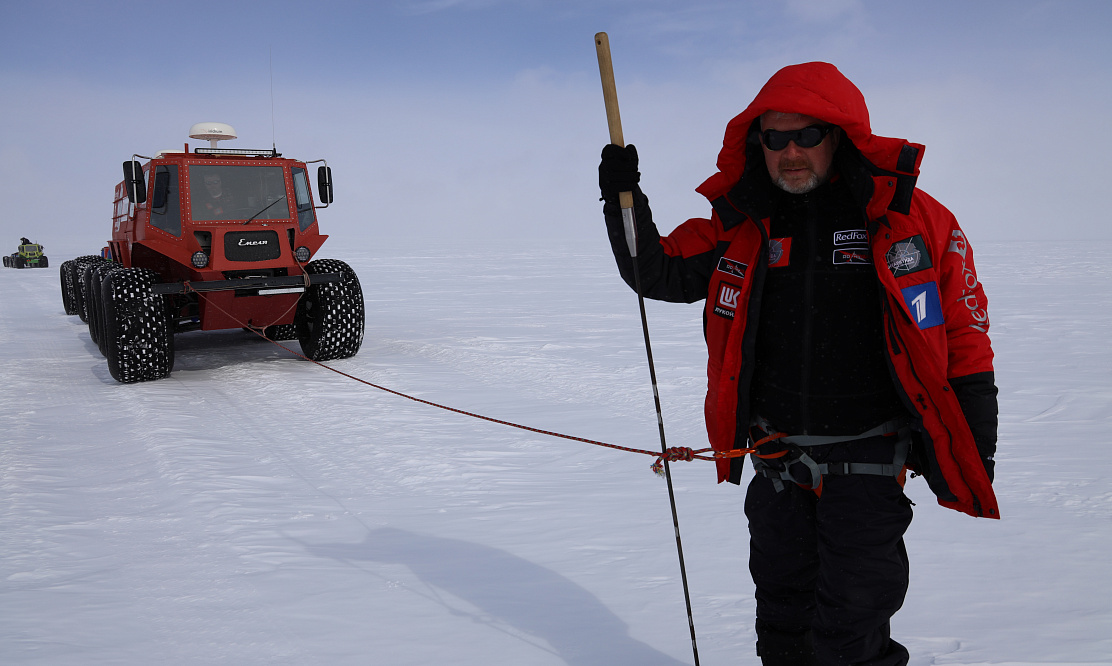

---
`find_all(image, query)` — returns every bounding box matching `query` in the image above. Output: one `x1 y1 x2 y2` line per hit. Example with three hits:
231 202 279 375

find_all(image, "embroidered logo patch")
833 229 870 264
768 238 791 268
716 257 748 280
900 282 944 329
885 235 932 277
833 248 871 265
714 281 743 319
834 229 869 246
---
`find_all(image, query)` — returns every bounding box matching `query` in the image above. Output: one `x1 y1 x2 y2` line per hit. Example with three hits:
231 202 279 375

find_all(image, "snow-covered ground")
2 239 1109 665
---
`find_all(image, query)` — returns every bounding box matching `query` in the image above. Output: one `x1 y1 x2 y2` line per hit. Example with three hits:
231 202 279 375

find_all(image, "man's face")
204 174 222 198
760 112 839 194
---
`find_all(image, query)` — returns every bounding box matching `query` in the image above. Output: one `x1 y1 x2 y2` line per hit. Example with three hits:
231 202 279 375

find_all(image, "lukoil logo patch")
714 281 743 319
900 282 944 329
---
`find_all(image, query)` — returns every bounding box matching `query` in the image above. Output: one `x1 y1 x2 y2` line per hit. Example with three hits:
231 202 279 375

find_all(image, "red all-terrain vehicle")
60 122 365 383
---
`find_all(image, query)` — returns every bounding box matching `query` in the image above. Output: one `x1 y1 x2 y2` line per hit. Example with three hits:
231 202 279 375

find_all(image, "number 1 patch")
900 282 944 329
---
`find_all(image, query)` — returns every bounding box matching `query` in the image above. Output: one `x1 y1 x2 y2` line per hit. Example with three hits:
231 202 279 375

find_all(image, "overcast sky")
2 0 1109 253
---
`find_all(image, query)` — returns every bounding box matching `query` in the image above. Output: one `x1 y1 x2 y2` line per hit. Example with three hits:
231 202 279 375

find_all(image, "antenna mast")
270 46 277 151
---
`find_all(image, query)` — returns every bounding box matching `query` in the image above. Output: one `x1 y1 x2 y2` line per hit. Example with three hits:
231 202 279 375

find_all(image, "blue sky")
3 0 1110 252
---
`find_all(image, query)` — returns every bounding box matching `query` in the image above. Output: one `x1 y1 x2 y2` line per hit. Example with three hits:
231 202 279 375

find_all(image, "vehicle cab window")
189 165 291 222
292 167 316 231
150 164 182 236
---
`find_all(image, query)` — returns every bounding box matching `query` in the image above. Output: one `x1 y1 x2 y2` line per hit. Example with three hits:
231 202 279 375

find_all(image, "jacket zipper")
798 201 816 429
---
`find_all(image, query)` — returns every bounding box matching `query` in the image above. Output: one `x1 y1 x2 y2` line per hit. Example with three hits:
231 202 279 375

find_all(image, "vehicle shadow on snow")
170 330 302 372
309 527 688 666
77 333 120 384
79 329 303 382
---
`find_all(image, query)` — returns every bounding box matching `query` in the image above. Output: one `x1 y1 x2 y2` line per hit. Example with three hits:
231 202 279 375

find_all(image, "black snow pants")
744 436 914 666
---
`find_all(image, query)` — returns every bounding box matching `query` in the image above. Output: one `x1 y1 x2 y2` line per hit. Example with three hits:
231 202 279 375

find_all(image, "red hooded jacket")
604 62 998 518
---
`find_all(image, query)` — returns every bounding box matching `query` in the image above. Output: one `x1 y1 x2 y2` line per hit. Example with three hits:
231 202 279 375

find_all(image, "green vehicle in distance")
4 239 48 269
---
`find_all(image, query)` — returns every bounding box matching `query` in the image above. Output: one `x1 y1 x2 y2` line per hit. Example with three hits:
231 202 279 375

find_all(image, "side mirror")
317 166 333 204
123 160 146 204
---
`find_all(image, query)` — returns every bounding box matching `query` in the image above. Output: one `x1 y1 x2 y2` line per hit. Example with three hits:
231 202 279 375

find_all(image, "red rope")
183 283 756 473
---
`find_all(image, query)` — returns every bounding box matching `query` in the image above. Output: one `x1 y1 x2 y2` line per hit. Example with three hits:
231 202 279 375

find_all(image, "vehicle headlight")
191 251 209 268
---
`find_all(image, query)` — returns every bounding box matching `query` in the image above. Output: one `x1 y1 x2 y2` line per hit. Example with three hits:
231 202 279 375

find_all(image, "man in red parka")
598 62 998 665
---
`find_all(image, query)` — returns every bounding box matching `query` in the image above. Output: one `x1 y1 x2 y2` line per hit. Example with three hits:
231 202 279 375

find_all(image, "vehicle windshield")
189 165 291 222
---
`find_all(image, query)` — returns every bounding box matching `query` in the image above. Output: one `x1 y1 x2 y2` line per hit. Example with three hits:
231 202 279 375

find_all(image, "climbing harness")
750 416 911 496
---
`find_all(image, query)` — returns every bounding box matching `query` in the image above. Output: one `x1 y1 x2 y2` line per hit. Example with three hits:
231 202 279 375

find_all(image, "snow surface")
2 239 1110 665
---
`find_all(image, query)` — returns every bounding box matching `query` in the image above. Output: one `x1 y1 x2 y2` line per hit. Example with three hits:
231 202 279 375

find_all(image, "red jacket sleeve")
920 192 998 465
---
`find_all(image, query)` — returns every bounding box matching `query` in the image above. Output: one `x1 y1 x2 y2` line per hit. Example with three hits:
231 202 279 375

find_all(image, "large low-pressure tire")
102 267 174 383
83 262 108 350
72 261 89 321
39 256 49 269
295 259 365 362
89 263 123 356
73 256 107 323
14 256 25 269
264 323 300 341
60 260 78 315
81 262 99 329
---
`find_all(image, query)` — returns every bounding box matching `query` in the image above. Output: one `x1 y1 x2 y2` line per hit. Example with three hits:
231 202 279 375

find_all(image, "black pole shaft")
595 32 698 663
625 213 701 666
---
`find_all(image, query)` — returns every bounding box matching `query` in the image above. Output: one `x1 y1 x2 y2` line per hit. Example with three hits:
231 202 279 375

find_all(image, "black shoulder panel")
897 144 919 174
888 175 916 215
710 195 746 231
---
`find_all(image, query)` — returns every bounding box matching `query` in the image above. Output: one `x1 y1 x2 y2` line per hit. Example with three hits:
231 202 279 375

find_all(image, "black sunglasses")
760 124 834 151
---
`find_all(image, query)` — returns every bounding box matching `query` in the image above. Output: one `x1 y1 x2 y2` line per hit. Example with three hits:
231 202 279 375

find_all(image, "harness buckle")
751 443 824 492
749 417 911 495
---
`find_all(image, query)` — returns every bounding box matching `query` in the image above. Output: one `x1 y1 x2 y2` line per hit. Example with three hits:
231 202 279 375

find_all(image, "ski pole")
594 31 700 666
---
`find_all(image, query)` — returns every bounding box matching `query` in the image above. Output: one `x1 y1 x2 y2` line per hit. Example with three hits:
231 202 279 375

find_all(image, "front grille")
224 230 281 262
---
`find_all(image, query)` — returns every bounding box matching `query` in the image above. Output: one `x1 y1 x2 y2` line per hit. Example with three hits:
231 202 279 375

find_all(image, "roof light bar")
194 148 281 157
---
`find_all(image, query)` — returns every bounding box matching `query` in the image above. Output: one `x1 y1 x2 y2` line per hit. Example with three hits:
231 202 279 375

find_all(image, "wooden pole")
594 31 701 666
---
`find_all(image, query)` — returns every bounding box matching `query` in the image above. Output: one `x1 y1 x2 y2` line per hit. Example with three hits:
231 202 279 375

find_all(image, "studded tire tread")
102 267 175 383
296 259 365 362
60 260 78 315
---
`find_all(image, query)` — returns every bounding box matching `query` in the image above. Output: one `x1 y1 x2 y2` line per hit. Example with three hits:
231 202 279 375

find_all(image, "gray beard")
774 171 823 194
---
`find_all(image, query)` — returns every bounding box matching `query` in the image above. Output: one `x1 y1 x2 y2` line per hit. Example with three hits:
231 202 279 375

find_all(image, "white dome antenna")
189 122 238 149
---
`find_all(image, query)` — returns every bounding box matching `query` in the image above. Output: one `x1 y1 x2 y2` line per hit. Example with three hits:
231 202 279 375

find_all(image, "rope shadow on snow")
308 527 688 666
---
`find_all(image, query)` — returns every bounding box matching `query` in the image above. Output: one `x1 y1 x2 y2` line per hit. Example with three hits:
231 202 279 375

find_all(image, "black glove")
598 143 640 203
950 372 998 485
